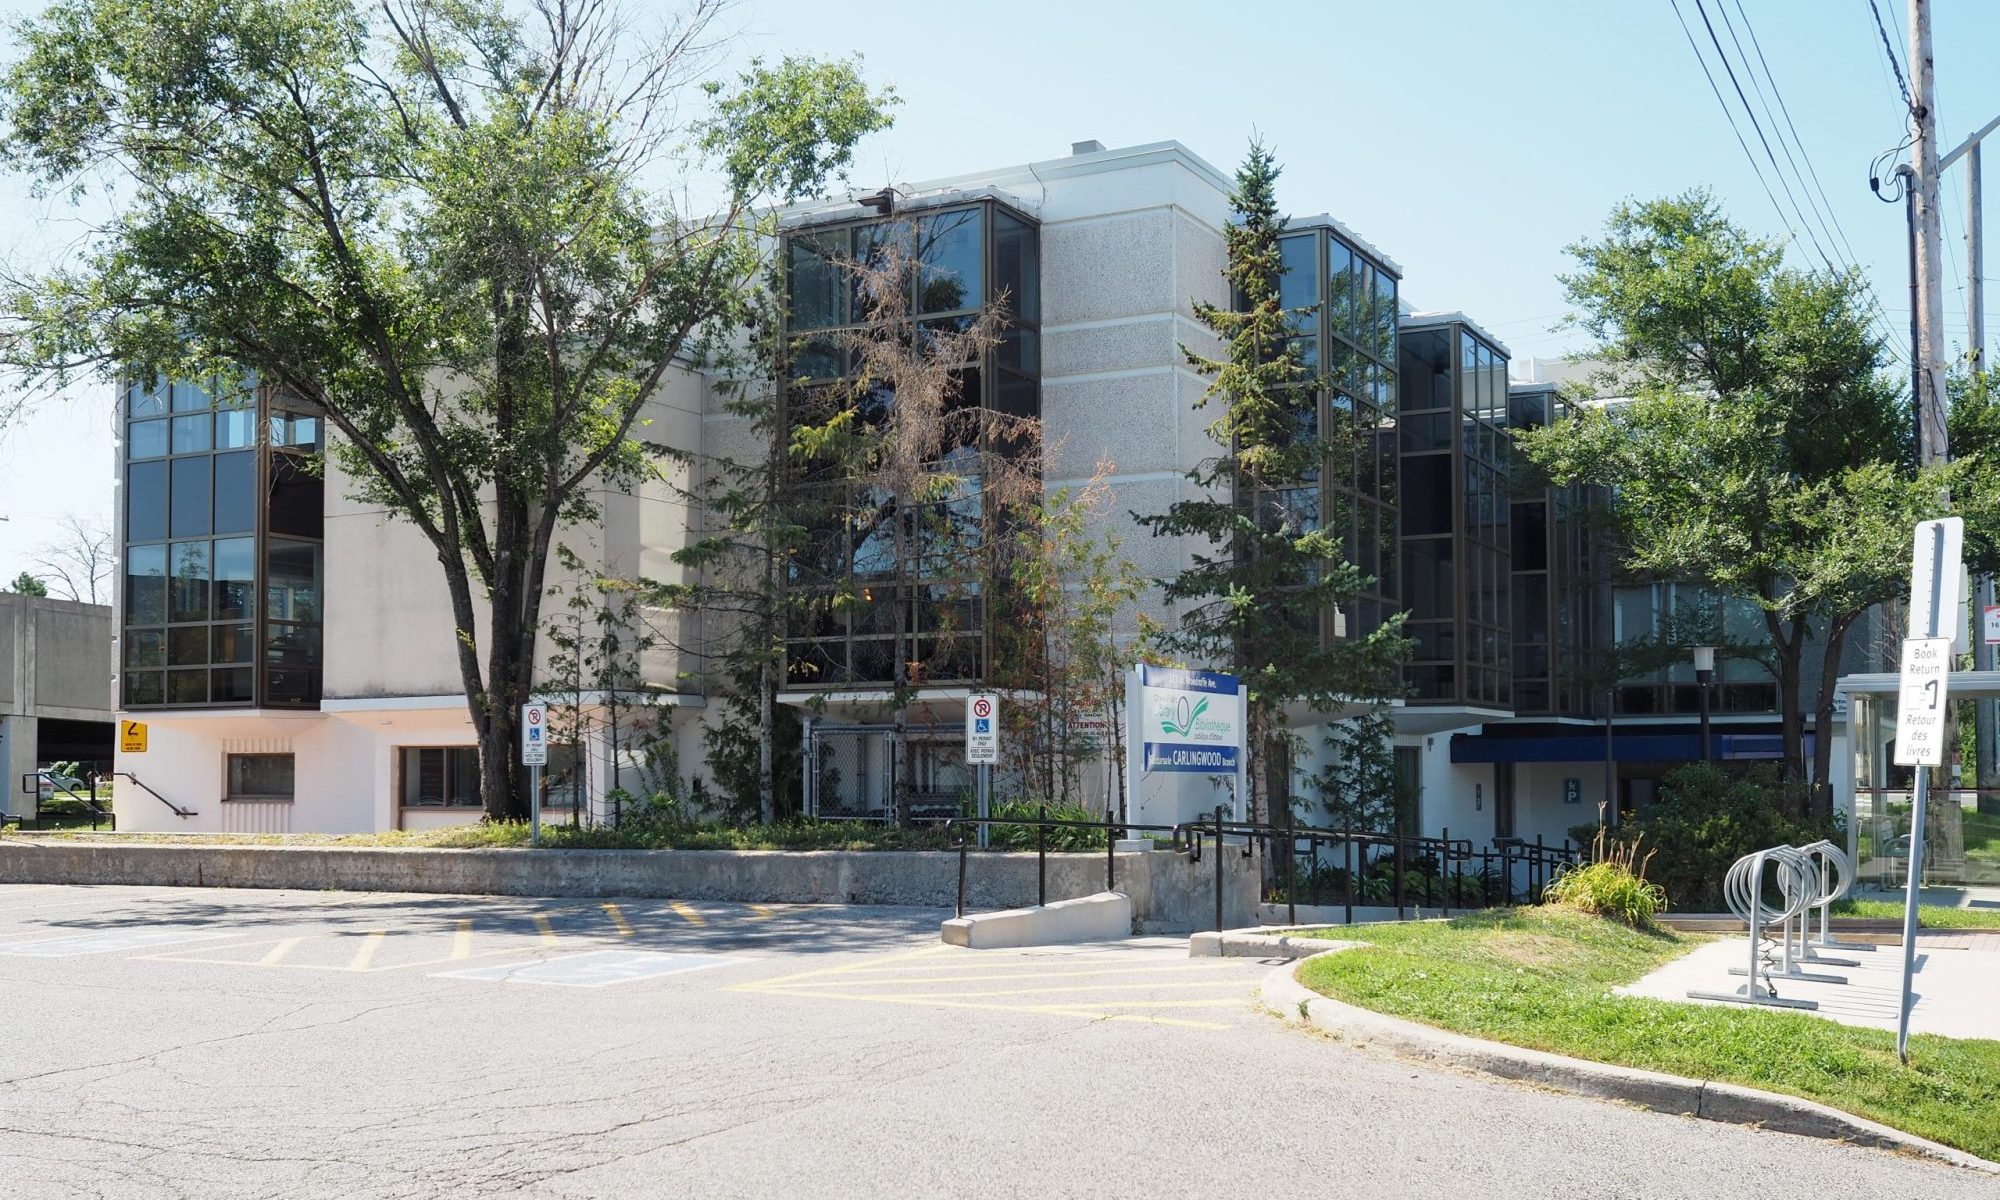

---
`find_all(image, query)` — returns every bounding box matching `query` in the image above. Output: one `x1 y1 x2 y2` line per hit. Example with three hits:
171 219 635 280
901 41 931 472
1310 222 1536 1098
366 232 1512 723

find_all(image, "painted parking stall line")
434 949 738 988
0 928 237 957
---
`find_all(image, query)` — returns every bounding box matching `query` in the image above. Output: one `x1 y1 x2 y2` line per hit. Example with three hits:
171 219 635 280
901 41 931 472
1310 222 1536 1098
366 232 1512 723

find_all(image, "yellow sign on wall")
119 721 148 754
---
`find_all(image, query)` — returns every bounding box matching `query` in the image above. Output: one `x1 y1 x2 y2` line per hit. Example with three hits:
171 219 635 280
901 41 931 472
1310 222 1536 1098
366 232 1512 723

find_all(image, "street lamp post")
1693 646 1717 764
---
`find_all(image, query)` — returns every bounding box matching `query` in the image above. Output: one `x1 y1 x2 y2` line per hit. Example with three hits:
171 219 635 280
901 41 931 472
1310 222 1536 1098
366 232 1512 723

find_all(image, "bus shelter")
1838 670 2000 891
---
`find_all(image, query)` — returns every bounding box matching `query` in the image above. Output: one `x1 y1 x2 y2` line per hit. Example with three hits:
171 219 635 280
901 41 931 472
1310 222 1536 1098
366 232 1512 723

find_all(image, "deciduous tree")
0 0 893 817
1516 191 1984 816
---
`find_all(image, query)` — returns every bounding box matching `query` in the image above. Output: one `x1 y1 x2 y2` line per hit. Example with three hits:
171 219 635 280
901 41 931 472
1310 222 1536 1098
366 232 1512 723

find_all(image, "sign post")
1894 517 1963 1063
521 703 548 847
965 692 998 850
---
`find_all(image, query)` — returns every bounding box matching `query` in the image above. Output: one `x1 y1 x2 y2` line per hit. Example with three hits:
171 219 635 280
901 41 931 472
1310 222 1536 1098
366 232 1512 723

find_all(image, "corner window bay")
121 375 324 710
780 201 1040 689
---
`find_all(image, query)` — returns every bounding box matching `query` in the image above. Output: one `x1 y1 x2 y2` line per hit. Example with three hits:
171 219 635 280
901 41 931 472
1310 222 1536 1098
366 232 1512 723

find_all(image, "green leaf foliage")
1513 191 1985 811
0 0 894 816
1136 139 1404 820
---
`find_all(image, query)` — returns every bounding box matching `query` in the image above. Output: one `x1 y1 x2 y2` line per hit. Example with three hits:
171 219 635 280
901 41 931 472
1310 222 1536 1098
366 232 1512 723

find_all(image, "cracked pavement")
0 883 1992 1199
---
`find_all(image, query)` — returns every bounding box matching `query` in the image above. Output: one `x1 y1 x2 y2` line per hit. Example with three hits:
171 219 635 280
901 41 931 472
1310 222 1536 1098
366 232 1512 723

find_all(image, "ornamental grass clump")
1543 835 1666 929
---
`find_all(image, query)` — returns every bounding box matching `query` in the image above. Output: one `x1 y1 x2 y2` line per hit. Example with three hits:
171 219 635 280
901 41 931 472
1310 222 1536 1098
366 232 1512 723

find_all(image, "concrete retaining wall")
0 840 1261 934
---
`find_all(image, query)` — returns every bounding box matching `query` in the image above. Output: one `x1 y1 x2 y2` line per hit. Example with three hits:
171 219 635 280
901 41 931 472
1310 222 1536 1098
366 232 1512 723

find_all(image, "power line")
1715 0 1905 357
1867 0 1915 113
1665 0 1904 361
1727 0 1868 271
1689 0 1841 276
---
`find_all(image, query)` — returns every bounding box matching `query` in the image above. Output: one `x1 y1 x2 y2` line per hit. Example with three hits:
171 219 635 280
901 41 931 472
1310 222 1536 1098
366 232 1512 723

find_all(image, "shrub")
985 799 1109 851
1544 846 1666 929
1613 763 1838 911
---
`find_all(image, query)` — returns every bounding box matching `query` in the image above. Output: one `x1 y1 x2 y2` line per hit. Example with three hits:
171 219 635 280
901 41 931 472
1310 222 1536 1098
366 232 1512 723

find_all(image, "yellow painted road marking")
669 901 707 927
346 931 387 971
533 914 557 946
451 919 473 960
745 990 1233 1030
746 904 780 922
258 937 304 966
741 944 951 991
601 904 634 937
771 979 1252 1002
803 962 1249 987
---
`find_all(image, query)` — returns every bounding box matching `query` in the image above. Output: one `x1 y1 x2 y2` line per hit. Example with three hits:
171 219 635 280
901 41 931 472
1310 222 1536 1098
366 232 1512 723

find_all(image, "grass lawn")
1293 907 2000 1162
1832 898 2000 930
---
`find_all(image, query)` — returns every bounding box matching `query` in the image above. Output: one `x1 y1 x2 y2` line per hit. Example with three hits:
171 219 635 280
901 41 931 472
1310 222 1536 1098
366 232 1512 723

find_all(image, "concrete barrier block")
940 891 1134 949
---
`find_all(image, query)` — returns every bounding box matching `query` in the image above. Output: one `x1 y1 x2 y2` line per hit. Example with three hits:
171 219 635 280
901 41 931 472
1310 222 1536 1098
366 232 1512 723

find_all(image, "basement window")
226 753 295 801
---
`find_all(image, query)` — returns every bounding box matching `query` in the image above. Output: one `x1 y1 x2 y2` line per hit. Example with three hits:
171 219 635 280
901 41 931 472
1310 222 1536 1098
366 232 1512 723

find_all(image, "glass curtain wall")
1396 320 1511 707
780 201 1040 688
1504 385 1599 716
1274 227 1400 645
121 376 324 709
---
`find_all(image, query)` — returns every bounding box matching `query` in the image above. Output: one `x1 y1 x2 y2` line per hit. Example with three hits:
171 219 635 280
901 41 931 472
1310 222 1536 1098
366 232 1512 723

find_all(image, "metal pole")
1697 672 1713 763
1441 826 1450 917
1286 805 1296 927
1899 522 1950 1063
1037 802 1047 908
1106 809 1115 893
1342 815 1353 925
530 763 542 847
1899 765 1930 1063
1214 804 1225 933
1972 144 1999 812
1602 687 1616 834
977 763 990 850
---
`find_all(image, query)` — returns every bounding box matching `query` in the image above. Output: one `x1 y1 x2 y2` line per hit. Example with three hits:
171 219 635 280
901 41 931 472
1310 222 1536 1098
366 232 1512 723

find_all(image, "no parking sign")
965 693 999 765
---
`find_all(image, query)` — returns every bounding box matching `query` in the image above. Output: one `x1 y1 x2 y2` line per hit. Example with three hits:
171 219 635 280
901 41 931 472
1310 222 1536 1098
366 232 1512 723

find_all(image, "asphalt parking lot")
0 883 1991 1199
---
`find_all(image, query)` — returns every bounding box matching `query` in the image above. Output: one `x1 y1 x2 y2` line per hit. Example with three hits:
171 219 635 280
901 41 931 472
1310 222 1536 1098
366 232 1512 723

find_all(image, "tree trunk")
1809 616 1858 823
891 504 912 824
1771 635 1807 815
758 657 776 824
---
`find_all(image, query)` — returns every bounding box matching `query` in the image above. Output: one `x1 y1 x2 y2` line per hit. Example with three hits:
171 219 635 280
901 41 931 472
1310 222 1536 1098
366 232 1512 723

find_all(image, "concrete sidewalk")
1620 932 2000 1040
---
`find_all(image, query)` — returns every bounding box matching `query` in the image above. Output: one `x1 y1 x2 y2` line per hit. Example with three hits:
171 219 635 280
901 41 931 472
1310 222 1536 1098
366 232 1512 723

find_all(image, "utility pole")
1910 0 1950 468
1971 147 1998 806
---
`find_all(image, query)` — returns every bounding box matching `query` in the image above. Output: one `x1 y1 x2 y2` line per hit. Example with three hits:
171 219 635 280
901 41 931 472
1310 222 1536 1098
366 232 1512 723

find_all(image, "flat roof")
776 142 1401 278
1283 213 1403 279
1401 310 1513 358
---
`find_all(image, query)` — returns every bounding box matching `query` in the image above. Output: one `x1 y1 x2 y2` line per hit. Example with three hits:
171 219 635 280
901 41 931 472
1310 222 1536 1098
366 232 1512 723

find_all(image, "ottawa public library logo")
1160 694 1209 738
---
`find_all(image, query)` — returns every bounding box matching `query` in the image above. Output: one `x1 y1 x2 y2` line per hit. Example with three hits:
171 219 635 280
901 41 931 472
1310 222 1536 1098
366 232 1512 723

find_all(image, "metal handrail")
111 771 197 819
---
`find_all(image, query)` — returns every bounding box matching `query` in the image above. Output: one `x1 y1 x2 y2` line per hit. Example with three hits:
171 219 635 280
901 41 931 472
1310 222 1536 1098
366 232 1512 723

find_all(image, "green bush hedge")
1587 763 1838 911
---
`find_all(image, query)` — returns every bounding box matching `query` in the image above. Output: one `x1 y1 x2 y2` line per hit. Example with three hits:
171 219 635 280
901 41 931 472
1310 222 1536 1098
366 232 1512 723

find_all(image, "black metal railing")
939 805 1585 931
111 772 197 819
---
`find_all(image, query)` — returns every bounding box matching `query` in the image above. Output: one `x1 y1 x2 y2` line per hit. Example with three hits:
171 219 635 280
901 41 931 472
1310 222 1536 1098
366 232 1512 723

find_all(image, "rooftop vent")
1071 139 1106 156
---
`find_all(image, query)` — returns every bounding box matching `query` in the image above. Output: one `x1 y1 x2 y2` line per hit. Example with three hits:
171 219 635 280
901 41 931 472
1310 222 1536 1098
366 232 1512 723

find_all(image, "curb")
1259 947 2000 1176
1189 926 1361 960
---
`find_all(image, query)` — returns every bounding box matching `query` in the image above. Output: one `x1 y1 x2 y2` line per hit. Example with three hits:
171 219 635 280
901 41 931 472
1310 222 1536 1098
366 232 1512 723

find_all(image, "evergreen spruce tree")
1138 141 1404 824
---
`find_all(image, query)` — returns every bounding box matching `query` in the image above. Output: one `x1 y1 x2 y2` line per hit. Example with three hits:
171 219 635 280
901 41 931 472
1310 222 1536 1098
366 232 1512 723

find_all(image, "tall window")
121 376 324 709
779 202 1040 688
1396 322 1511 708
1273 227 1400 645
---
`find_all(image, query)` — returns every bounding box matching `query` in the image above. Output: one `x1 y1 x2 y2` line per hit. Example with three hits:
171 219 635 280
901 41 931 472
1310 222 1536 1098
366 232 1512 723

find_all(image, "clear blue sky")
2 0 1996 579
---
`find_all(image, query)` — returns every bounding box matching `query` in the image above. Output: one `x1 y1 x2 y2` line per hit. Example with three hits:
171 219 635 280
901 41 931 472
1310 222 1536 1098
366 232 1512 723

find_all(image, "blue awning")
1450 731 1807 764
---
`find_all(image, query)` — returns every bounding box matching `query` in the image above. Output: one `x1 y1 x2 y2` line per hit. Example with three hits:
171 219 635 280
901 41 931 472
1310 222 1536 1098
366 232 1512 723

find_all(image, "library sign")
1134 665 1243 774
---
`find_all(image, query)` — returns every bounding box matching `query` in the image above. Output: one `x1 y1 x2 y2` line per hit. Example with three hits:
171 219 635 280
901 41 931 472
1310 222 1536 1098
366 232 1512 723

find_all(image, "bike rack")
1688 845 1826 1010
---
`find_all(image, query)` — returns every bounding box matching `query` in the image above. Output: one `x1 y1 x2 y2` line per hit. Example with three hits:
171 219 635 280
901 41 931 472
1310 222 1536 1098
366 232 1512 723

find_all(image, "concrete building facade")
1 593 114 821
107 138 1876 850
